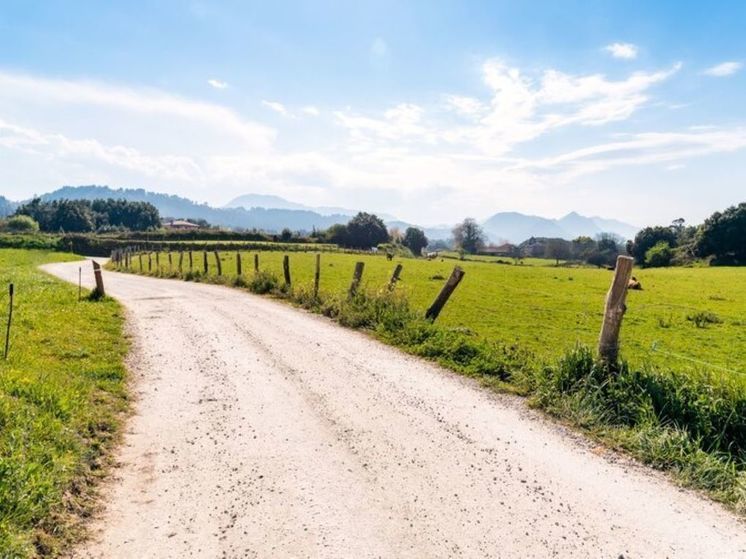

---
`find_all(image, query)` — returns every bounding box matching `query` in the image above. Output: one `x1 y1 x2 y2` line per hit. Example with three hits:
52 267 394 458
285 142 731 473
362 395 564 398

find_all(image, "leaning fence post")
348 262 365 298
214 251 222 276
283 255 291 286
598 255 634 366
236 251 242 276
425 266 465 321
92 260 106 298
3 283 12 359
314 253 321 298
388 263 403 291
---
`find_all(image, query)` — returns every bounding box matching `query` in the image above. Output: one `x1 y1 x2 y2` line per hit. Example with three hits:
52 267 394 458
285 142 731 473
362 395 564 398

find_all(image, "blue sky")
0 1 744 226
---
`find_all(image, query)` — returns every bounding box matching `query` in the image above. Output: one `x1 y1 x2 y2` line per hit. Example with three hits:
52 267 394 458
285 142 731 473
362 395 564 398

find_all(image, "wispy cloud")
703 61 742 77
207 79 228 89
261 100 291 117
604 42 639 60
301 105 320 116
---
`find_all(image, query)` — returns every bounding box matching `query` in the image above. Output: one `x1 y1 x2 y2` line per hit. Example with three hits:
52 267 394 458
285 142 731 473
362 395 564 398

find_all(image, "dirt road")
44 261 745 558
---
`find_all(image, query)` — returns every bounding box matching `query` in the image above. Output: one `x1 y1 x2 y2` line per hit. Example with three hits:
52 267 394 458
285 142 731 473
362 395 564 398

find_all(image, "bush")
2 215 40 233
644 241 674 267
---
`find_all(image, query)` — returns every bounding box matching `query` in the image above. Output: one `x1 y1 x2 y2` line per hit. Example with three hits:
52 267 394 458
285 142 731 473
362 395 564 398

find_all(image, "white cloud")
207 79 228 89
301 106 320 116
703 61 742 77
261 100 291 117
604 42 639 60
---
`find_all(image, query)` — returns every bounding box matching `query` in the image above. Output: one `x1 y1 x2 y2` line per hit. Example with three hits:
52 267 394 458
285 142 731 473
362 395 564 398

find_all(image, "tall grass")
0 250 129 557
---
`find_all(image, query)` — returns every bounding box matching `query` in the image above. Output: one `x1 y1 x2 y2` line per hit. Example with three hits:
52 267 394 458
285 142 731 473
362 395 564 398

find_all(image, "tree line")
12 198 161 233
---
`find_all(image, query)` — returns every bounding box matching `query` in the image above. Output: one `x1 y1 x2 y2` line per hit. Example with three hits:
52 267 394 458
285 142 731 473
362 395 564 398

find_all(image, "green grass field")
0 249 128 557
128 249 746 378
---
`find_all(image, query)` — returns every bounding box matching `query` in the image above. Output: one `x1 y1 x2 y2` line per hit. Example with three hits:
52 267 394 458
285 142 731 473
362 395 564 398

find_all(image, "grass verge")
0 249 129 557
114 261 746 516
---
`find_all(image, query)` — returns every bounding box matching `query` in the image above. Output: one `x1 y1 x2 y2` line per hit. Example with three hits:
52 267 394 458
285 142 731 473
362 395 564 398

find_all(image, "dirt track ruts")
43 260 746 558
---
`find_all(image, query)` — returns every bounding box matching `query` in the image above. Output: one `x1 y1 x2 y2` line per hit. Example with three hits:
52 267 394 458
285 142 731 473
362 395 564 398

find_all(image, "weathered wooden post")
254 254 259 273
138 253 143 272
189 251 193 271
3 283 12 360
388 263 403 291
178 251 184 273
168 252 173 273
283 255 291 286
348 262 365 298
214 251 222 276
155 251 160 273
425 266 465 321
313 253 321 299
92 260 106 298
598 255 634 366
148 252 152 272
236 252 242 276
203 251 208 274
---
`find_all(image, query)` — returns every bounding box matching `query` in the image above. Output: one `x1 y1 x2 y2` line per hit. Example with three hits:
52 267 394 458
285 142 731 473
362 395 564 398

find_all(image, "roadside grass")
124 249 746 375
0 249 128 558
115 250 746 515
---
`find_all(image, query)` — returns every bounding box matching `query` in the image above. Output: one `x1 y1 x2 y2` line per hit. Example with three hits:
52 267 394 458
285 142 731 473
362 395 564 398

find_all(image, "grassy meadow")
0 249 128 557
128 249 746 377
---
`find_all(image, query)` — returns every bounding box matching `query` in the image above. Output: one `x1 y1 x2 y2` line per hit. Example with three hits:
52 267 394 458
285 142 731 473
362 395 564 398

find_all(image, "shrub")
644 241 674 267
686 311 723 328
2 215 40 233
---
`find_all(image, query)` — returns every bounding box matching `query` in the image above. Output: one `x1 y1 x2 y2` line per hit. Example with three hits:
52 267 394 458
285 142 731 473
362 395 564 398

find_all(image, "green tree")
3 215 40 232
629 226 677 264
452 218 485 254
544 238 572 265
345 212 389 249
402 227 429 256
644 241 674 267
695 202 746 264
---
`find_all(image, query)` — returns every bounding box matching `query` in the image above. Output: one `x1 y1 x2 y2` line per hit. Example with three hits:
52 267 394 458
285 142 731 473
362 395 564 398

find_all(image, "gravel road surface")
43 260 746 558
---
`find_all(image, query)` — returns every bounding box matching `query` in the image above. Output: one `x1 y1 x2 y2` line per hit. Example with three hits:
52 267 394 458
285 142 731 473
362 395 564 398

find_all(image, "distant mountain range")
2 185 639 242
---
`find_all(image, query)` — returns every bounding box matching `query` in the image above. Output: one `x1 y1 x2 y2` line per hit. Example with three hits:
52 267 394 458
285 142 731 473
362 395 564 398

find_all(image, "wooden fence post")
214 251 222 276
189 251 193 271
598 255 634 366
4 283 13 359
138 253 143 271
155 251 160 274
348 262 365 298
236 252 242 276
179 251 184 273
92 260 106 298
254 254 259 273
388 264 403 291
314 254 321 298
168 252 173 273
283 255 291 286
148 252 152 272
425 266 465 321
203 251 208 274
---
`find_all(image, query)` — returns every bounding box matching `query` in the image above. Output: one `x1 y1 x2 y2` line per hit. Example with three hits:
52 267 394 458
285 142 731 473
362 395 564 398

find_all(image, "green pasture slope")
0 250 128 558
130 249 746 376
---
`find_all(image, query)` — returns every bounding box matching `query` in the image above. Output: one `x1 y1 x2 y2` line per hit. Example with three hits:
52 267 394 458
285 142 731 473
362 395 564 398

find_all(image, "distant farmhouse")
164 219 200 230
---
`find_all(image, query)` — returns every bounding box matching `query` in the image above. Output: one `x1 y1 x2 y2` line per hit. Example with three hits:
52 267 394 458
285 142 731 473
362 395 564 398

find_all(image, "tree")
402 227 428 256
345 212 389 249
544 238 572 265
644 241 674 267
571 236 595 261
629 226 677 265
3 214 40 232
695 202 746 264
280 228 293 242
452 218 485 254
325 223 349 246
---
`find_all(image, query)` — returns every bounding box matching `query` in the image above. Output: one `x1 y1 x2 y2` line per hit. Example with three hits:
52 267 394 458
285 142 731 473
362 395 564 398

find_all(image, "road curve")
43 260 745 559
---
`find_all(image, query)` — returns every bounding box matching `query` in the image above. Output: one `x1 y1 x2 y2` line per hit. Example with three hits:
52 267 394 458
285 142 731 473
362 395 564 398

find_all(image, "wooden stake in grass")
203 251 208 274
138 253 143 272
92 260 106 298
3 283 12 360
214 251 222 276
348 262 365 298
148 252 152 272
179 251 184 273
598 255 634 366
283 255 291 286
388 263 403 291
314 253 321 299
236 252 242 276
425 266 465 321
155 251 160 272
254 253 259 274
168 252 173 273
189 251 193 272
